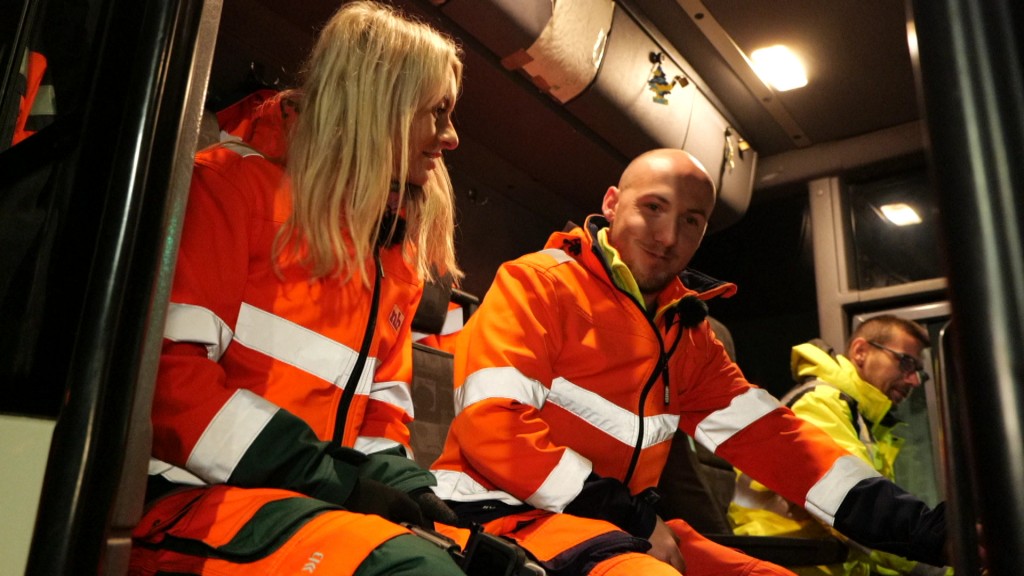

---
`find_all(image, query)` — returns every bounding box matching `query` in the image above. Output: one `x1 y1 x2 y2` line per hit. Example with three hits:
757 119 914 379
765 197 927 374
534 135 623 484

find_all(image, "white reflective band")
31 85 55 116
220 138 264 158
148 457 206 486
164 302 234 361
432 469 526 506
804 454 881 526
548 377 680 449
538 248 574 264
369 380 416 417
456 367 549 413
527 447 593 512
187 389 278 483
354 436 402 454
694 387 780 452
235 302 376 394
438 307 464 336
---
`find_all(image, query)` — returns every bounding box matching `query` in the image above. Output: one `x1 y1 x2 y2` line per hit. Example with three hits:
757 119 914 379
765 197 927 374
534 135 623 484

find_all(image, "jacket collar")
791 341 896 426
544 215 737 319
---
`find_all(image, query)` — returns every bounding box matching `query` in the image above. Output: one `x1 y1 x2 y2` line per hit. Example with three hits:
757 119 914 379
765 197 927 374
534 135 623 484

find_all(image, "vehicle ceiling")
207 0 920 230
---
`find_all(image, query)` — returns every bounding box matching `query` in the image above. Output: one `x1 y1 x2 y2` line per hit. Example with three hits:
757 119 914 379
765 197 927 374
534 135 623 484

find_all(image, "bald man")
430 149 947 576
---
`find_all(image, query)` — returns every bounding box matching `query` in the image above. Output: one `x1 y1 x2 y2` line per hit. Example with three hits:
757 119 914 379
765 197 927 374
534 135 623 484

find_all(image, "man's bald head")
601 148 717 307
617 149 716 204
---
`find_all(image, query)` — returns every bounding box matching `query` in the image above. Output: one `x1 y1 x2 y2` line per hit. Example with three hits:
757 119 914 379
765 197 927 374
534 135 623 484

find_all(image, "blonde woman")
132 3 466 574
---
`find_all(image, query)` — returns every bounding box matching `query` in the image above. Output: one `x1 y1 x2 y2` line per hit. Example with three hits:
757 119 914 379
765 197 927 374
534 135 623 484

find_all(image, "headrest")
411 275 454 334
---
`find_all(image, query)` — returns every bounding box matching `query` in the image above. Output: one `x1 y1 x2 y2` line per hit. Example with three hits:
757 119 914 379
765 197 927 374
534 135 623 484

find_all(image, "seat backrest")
656 431 735 533
409 342 456 468
656 316 738 531
407 278 473 468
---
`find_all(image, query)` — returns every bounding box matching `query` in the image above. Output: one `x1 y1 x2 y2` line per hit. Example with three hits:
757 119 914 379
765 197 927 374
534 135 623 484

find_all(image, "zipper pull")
661 358 671 405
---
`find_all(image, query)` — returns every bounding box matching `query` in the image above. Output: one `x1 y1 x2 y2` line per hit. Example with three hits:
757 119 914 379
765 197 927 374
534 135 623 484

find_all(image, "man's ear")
848 337 869 366
602 186 619 221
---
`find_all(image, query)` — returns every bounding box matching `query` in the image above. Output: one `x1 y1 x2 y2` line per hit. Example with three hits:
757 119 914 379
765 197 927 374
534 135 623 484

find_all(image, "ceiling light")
880 203 923 226
750 45 808 91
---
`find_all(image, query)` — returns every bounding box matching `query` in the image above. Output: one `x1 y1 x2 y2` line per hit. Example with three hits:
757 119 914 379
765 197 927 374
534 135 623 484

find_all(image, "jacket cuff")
834 477 948 565
229 409 364 505
358 445 438 493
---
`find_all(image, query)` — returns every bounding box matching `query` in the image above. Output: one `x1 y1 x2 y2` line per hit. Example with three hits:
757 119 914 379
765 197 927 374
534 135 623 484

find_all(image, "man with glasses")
729 315 949 575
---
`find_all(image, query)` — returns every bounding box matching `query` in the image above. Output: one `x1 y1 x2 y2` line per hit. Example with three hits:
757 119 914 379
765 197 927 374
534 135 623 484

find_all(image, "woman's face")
404 71 459 187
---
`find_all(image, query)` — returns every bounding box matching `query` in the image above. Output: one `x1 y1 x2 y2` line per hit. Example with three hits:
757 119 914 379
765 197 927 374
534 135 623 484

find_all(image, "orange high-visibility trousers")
129 485 463 575
448 510 796 576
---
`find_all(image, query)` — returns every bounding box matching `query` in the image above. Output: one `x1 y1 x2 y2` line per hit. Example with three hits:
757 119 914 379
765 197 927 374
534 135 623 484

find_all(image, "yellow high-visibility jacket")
730 341 951 576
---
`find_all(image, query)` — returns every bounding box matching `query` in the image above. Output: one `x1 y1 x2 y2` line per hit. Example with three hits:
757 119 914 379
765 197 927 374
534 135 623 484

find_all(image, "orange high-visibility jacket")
150 91 425 498
432 216 947 564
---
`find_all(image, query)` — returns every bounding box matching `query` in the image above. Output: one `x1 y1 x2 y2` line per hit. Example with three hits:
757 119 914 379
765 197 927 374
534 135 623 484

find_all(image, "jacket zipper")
332 247 383 445
587 234 684 485
624 299 681 485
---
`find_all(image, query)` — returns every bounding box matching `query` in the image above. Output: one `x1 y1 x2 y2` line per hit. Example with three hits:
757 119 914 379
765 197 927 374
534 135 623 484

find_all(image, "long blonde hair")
276 1 463 284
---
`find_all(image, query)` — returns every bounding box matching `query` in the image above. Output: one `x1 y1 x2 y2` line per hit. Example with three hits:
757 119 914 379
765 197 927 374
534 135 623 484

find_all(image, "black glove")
564 474 659 538
344 477 430 528
411 488 460 526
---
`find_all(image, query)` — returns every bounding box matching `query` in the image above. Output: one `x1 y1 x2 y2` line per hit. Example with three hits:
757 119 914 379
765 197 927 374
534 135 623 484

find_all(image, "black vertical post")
21 0 207 573
910 1 1024 574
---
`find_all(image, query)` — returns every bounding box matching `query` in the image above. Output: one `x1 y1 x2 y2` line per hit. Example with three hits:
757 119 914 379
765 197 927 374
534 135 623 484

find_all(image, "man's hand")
647 516 686 574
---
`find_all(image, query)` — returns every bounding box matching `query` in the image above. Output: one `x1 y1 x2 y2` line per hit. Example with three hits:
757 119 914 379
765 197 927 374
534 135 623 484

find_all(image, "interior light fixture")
750 45 808 91
879 203 923 226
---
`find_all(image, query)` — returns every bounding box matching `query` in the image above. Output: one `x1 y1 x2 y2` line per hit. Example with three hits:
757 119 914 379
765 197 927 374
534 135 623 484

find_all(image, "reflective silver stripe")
455 367 549 413
30 85 55 116
548 377 680 449
413 306 465 340
370 380 415 417
148 457 206 486
538 248 573 264
438 307 464 336
804 454 881 526
527 447 592 512
235 303 376 397
187 389 278 483
220 138 264 158
354 436 402 454
432 469 525 505
694 387 780 452
432 450 591 512
164 302 234 361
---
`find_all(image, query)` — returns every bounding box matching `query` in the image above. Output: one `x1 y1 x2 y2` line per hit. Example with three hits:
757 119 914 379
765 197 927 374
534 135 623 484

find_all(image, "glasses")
868 341 924 374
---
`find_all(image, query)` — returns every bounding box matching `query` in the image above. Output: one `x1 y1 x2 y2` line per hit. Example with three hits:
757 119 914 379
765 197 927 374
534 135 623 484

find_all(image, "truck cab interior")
2 0 1022 574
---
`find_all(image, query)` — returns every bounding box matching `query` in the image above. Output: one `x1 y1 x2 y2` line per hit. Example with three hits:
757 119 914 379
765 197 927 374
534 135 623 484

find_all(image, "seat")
656 317 848 567
657 432 847 566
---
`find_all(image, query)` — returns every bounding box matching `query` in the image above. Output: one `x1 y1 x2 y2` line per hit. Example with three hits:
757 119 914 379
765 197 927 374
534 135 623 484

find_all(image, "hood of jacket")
216 88 294 161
